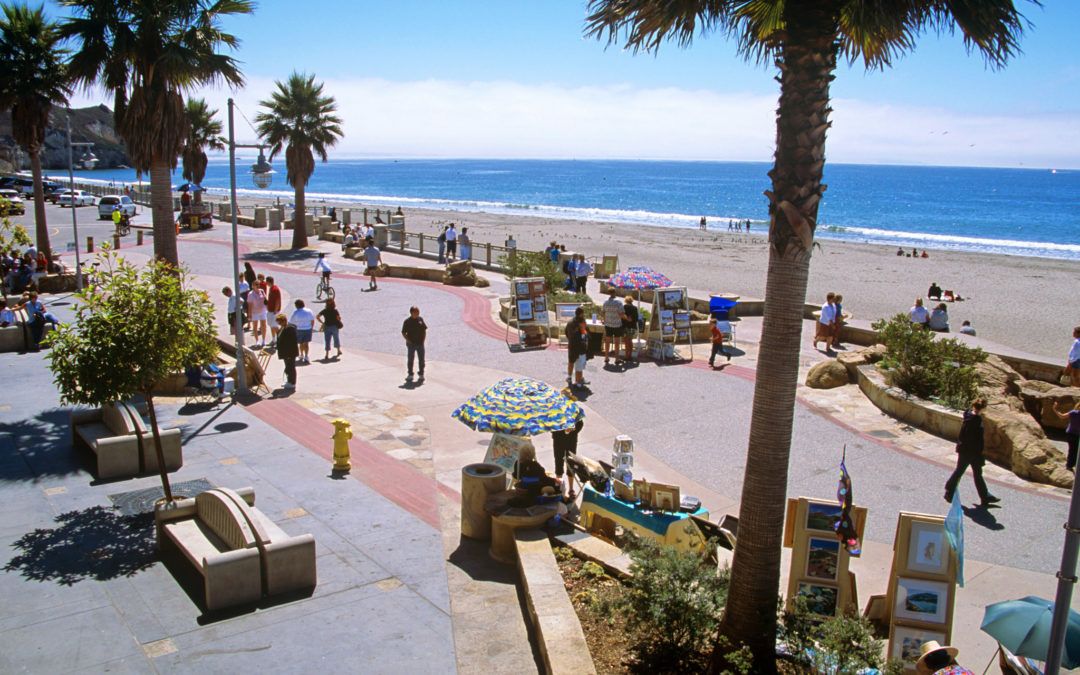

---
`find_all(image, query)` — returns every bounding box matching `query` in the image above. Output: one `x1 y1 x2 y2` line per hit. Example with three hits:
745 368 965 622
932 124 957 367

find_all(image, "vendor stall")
507 277 549 349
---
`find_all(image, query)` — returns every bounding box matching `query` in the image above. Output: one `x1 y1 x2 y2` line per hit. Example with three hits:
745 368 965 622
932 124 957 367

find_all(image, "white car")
57 190 96 207
0 189 26 215
97 195 137 220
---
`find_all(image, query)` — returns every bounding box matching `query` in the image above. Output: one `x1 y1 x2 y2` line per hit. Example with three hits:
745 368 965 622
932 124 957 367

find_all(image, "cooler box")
710 296 737 320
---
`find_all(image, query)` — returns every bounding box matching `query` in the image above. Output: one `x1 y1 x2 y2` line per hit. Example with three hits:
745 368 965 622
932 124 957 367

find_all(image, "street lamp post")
65 113 94 291
227 98 274 395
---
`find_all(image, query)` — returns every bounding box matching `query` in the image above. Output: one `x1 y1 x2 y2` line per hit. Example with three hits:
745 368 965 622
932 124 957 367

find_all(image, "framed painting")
805 501 843 533
890 625 947 667
906 520 948 576
796 583 838 617
806 537 840 582
517 299 533 322
514 281 530 298
894 577 948 624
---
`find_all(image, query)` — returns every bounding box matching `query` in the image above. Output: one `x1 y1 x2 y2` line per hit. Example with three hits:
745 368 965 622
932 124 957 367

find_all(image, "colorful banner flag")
834 447 861 556
945 490 965 587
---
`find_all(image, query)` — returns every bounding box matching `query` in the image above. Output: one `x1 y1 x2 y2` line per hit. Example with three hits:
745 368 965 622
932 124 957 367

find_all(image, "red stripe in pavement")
244 396 460 529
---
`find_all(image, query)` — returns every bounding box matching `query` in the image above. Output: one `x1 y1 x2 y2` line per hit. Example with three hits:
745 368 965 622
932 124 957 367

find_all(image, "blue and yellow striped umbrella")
452 377 584 437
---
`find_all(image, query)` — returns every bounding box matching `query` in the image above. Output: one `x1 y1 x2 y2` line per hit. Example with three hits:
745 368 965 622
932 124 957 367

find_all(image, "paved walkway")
2 220 1078 670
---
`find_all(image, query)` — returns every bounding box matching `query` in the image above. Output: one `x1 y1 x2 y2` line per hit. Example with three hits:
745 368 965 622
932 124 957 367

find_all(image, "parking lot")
4 196 153 264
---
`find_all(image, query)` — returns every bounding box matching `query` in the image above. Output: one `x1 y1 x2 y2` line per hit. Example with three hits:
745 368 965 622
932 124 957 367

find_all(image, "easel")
506 277 549 349
647 286 693 362
783 497 867 618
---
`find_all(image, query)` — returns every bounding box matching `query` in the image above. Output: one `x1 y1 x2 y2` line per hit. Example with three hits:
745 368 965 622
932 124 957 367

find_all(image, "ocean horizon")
61 158 1080 261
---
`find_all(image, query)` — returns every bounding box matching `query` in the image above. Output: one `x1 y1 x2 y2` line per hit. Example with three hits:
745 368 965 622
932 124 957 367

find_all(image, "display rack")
506 277 550 349
647 286 693 362
782 497 867 620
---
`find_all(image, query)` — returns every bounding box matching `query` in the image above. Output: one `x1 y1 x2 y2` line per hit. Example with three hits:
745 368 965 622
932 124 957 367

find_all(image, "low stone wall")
855 364 964 441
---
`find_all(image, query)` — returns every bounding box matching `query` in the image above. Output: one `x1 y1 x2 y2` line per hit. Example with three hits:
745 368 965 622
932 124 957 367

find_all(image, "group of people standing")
436 223 471 264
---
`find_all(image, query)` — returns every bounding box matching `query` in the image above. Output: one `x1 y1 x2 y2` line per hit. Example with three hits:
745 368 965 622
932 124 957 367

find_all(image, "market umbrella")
606 266 673 291
452 377 583 437
173 182 206 193
980 595 1080 668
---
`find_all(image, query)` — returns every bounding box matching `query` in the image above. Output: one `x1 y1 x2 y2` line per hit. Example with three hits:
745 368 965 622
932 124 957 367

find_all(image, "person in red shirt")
708 317 731 368
265 276 282 346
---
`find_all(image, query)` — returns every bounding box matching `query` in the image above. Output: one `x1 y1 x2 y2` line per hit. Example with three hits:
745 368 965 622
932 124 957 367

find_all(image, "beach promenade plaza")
1 211 1078 671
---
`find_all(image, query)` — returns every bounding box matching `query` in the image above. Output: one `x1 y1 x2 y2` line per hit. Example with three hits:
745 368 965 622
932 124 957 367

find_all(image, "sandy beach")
238 196 1076 361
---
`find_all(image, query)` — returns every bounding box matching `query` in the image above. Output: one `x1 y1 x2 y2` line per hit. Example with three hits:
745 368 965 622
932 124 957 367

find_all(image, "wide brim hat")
916 640 959 674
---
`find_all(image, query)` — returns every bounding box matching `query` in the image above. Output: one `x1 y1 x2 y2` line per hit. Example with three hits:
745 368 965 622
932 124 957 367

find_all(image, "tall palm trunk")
149 161 178 265
29 149 50 260
715 2 838 669
291 185 307 249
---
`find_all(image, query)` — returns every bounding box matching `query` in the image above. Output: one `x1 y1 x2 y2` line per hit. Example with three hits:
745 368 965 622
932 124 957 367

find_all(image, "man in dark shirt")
944 398 1000 506
622 296 639 363
401 306 428 381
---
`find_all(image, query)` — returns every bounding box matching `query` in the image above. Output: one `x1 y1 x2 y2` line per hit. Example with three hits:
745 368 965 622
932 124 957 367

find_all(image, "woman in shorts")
566 307 589 389
246 283 269 348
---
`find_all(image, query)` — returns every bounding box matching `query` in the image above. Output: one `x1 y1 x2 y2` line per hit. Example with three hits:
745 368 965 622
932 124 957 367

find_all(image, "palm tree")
58 0 253 266
181 98 224 207
255 72 343 250
586 1 1029 668
0 4 70 261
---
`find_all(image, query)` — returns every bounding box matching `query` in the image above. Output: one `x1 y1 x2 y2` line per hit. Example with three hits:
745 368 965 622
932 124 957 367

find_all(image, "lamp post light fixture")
227 98 274 395
65 112 94 291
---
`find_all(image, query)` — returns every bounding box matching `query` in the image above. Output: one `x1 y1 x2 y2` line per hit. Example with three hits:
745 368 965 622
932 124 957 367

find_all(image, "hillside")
0 104 129 173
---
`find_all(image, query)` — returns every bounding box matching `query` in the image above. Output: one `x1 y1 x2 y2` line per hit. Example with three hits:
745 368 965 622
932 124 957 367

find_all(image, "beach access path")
1 216 1077 671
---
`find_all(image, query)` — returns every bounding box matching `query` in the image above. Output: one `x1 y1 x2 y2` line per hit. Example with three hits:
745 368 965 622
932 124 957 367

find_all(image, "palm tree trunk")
715 2 838 669
149 161 179 266
291 185 308 249
142 391 174 503
29 149 50 260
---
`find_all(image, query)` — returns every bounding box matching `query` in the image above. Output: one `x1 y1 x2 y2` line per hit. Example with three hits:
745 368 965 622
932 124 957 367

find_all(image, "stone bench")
70 401 182 479
0 305 55 353
155 487 317 611
515 529 596 675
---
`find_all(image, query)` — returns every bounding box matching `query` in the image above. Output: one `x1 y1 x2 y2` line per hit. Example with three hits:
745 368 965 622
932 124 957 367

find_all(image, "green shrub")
779 596 903 674
576 560 607 580
872 313 985 410
612 539 728 671
501 250 565 294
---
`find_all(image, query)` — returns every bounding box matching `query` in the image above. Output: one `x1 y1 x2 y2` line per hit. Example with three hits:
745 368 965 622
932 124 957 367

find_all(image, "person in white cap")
916 639 971 675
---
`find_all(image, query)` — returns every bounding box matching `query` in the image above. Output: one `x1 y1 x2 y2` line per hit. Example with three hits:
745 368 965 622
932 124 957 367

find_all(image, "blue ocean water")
69 159 1080 260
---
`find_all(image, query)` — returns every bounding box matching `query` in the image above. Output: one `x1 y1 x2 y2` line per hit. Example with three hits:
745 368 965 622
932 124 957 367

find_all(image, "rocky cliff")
0 104 129 173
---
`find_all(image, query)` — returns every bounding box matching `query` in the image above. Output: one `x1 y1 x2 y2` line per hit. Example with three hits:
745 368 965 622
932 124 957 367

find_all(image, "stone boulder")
975 355 1024 409
836 344 886 382
806 360 850 389
1017 382 1080 431
982 406 1073 488
443 259 480 287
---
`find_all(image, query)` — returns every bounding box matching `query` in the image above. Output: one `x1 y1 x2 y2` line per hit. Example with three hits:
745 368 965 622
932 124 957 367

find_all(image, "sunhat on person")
916 640 959 674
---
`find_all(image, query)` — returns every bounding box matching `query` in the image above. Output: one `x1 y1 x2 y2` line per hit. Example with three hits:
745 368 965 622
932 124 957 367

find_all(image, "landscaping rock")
836 344 886 381
806 360 850 389
1018 383 1080 431
442 259 485 287
975 355 1024 404
982 406 1072 488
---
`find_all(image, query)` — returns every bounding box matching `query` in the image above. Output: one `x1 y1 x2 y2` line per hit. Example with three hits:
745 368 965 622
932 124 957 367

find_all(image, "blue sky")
55 1 1079 168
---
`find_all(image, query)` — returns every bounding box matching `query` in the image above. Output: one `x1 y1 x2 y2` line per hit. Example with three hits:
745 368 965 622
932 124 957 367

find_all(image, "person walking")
553 417 585 500
401 305 427 381
437 225 448 264
601 290 624 366
708 317 731 367
275 314 298 390
246 283 269 348
289 299 316 364
566 306 589 389
1053 400 1080 471
363 238 382 291
265 276 282 346
943 398 1000 506
1067 325 1080 387
317 297 343 360
445 223 457 261
814 292 836 352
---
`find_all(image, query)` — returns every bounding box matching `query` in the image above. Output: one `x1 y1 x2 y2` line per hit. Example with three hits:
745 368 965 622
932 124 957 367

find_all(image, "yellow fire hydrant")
331 419 353 473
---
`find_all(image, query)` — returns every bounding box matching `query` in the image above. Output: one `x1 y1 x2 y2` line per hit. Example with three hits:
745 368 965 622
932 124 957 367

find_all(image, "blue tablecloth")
581 485 707 536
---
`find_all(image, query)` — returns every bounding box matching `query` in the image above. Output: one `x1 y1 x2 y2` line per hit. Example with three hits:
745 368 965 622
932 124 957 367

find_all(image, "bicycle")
315 274 335 301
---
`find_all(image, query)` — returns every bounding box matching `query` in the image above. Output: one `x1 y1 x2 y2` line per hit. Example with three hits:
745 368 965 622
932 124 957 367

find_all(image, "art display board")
596 255 619 279
647 286 693 362
884 512 957 673
782 497 867 619
507 276 549 348
483 433 535 474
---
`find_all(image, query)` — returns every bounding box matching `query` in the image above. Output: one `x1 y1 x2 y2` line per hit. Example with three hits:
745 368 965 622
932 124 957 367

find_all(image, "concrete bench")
70 401 182 479
155 487 317 611
0 306 54 352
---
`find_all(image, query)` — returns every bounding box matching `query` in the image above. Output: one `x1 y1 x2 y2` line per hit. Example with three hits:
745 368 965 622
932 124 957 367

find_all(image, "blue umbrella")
173 182 206 193
980 595 1080 668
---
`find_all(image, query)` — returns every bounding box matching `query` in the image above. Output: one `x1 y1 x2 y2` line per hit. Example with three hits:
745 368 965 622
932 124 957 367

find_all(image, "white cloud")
67 77 1079 168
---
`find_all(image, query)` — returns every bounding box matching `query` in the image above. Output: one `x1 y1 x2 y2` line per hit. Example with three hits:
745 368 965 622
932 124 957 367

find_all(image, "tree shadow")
0 408 89 482
243 249 320 264
3 506 157 585
447 536 519 584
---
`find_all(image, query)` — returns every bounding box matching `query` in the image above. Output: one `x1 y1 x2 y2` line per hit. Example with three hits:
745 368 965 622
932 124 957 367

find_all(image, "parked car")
0 189 26 216
97 195 138 220
56 190 96 207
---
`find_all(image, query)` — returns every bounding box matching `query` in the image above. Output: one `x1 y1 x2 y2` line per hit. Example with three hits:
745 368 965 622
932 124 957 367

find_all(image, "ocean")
66 159 1080 260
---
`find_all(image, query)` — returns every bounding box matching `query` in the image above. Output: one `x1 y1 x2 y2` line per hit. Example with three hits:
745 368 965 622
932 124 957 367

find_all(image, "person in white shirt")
313 252 332 280
289 298 317 363
601 291 625 365
958 320 976 336
222 286 240 335
1068 325 1080 387
814 292 836 352
445 223 458 260
908 297 930 327
573 255 592 294
363 239 382 291
0 299 15 327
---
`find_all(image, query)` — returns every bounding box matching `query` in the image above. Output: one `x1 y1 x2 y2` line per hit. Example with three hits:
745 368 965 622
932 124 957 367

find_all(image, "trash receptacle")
461 463 507 540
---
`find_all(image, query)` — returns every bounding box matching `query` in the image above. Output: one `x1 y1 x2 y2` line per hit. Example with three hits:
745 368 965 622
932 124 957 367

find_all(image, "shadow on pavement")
447 536 518 584
3 506 157 585
243 249 320 264
963 504 1005 531
0 409 89 481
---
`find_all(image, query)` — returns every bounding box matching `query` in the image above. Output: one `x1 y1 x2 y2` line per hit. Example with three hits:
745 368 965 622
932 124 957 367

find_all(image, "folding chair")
183 365 223 406
716 320 736 349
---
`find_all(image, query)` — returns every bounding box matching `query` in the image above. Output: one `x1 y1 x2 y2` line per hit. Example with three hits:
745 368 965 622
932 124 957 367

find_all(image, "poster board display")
483 433 535 474
647 286 693 361
507 276 549 348
885 512 957 673
783 497 867 619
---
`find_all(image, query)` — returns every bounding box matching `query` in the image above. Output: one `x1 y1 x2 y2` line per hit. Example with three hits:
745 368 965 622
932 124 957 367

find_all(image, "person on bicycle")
313 251 332 282
112 204 123 232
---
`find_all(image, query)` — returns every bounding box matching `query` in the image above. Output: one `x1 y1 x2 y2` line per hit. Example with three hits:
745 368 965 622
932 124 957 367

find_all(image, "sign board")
783 497 867 619
483 433 535 474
